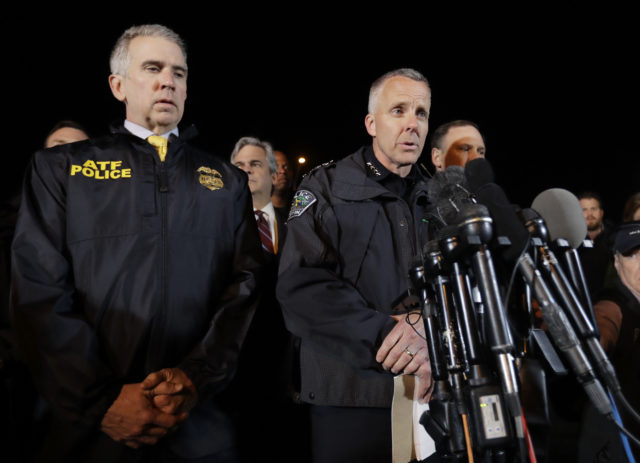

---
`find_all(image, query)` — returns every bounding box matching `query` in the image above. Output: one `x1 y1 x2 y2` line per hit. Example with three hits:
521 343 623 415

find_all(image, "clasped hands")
376 312 433 403
101 367 197 448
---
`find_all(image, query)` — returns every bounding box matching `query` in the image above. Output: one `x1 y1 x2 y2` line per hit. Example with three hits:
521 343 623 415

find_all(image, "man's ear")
431 147 443 170
364 114 376 137
109 74 127 103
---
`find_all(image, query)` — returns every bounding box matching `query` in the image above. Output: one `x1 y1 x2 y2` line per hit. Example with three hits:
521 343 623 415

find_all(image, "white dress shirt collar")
124 120 179 140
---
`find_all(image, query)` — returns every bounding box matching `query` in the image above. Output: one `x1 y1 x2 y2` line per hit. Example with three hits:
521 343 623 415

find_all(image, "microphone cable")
610 412 640 453
614 389 640 427
520 408 538 463
610 419 640 454
609 390 637 463
460 412 474 463
403 310 427 341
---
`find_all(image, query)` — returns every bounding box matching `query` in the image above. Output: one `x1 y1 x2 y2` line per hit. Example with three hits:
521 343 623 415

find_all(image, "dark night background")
3 10 639 221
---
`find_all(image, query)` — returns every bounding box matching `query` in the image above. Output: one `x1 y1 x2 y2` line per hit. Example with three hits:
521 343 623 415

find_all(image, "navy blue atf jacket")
10 125 263 455
276 147 434 408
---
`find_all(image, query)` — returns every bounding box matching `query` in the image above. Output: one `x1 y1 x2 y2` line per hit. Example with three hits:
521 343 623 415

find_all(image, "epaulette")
301 160 335 179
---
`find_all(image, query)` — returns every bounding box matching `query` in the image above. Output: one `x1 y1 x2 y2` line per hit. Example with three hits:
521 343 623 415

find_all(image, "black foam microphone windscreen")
464 159 529 263
464 157 495 192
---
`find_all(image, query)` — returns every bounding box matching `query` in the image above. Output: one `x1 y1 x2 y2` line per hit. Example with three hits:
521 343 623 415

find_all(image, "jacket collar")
109 122 199 165
332 146 429 202
110 122 198 144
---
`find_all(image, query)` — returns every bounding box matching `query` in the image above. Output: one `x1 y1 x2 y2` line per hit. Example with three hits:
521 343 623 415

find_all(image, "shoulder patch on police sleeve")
288 189 317 220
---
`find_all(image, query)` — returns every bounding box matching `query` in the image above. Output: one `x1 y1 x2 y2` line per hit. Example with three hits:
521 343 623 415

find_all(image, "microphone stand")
438 226 514 461
455 203 527 462
463 165 640 453
551 238 599 338
519 209 620 399
519 209 640 449
417 241 469 460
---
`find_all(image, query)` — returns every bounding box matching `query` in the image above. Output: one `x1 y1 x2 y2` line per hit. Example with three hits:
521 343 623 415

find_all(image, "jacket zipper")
156 163 169 366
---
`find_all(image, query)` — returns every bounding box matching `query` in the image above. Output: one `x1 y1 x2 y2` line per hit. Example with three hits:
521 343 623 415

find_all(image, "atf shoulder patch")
289 189 317 220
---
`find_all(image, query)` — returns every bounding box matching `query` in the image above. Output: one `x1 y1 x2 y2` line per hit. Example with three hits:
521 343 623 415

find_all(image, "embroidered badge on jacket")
197 166 224 191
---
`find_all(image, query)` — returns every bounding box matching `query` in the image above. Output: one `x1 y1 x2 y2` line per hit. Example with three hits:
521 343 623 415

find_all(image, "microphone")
515 250 613 417
519 208 596 338
437 224 487 377
530 191 640 448
431 201 526 455
427 166 475 227
530 188 596 335
438 214 515 452
471 202 613 417
455 204 515 355
409 251 448 384
419 237 515 455
464 158 529 264
464 155 495 188
418 239 470 457
519 208 621 399
463 159 614 418
531 188 586 250
423 238 467 378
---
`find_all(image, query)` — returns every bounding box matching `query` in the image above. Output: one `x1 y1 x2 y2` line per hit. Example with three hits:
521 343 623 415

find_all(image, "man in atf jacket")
277 69 438 463
10 25 262 462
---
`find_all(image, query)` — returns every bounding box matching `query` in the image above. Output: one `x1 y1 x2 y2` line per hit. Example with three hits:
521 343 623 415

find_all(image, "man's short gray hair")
367 68 430 114
110 24 187 76
230 136 277 174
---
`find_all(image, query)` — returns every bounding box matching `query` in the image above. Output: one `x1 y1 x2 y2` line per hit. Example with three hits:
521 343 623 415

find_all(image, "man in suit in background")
229 136 305 461
230 136 287 253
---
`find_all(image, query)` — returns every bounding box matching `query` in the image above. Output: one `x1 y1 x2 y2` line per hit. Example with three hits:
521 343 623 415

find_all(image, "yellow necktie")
147 136 168 162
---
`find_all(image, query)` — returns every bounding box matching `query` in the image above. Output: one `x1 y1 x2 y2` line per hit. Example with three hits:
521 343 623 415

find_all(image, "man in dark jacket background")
277 68 437 463
10 24 263 462
579 221 640 462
